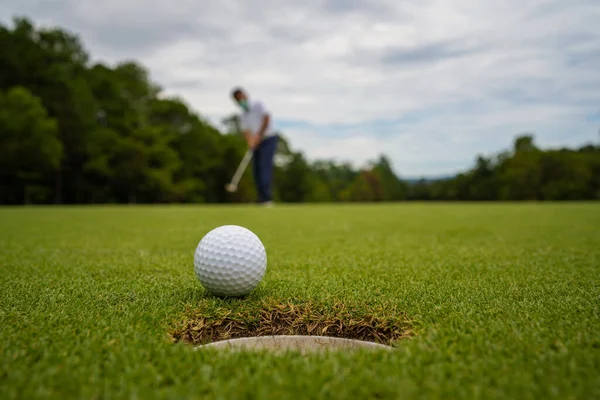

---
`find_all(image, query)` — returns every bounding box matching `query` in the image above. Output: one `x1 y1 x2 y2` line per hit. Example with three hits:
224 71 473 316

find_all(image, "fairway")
1 203 599 399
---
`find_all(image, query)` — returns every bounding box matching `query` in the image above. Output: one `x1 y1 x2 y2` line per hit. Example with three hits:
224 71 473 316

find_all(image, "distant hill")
402 175 454 184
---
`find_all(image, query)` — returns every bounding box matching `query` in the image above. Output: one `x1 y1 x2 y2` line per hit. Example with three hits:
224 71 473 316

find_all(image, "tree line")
1 17 598 205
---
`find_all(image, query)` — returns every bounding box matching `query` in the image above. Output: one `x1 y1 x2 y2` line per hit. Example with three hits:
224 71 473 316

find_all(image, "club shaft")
230 151 252 185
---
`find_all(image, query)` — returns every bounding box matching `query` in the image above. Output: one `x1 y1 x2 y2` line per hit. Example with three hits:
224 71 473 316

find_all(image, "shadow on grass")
173 285 268 304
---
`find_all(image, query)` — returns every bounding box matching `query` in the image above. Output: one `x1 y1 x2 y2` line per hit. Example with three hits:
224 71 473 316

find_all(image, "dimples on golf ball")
194 225 267 297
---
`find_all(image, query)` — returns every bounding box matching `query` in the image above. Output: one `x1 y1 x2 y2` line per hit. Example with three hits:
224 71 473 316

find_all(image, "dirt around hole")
170 298 415 346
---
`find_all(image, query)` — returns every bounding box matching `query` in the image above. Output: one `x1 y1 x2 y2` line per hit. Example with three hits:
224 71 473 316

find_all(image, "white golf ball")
194 225 267 297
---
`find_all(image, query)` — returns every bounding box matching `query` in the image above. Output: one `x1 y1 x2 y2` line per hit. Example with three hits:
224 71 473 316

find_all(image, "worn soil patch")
170 298 415 346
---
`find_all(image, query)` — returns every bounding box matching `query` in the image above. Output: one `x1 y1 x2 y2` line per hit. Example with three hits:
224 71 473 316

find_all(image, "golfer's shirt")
240 100 275 138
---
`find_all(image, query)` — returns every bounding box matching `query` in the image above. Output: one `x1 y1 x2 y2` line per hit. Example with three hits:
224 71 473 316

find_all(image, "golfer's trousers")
253 135 278 202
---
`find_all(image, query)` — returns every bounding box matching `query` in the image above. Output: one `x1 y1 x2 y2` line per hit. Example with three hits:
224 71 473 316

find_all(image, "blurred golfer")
231 87 278 206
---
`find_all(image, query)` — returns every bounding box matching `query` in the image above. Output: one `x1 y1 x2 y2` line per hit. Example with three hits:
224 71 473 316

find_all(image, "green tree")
0 86 62 203
84 126 120 203
539 150 592 200
1 18 126 204
467 156 498 200
343 171 378 202
312 161 358 202
497 135 543 200
370 155 408 201
276 151 313 202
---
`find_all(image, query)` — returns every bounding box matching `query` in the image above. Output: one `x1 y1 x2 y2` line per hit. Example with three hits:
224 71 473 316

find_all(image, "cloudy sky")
3 0 599 177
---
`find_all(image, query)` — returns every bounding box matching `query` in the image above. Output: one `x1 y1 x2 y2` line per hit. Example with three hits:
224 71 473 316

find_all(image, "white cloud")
283 101 598 176
2 0 599 176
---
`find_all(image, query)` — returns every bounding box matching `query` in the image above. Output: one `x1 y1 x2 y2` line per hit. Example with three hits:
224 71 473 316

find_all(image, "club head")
225 183 237 193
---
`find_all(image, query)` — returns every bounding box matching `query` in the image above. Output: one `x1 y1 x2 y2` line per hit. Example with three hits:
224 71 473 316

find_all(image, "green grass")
1 203 599 399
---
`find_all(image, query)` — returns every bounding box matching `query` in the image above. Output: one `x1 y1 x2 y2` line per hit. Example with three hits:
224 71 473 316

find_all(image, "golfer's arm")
256 114 270 139
242 129 252 143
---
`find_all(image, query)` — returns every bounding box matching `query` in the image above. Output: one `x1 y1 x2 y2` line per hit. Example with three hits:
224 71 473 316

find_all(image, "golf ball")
194 225 267 297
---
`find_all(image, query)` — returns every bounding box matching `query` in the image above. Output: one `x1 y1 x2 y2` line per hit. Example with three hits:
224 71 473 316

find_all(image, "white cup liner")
195 335 393 352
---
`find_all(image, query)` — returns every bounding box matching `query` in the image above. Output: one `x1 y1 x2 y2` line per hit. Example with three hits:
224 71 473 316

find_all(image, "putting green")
1 203 599 399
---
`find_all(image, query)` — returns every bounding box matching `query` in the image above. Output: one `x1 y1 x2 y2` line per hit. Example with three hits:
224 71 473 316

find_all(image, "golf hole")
196 335 393 352
170 299 414 352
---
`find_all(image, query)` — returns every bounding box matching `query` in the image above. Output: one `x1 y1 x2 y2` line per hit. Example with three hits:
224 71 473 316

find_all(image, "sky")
2 0 599 177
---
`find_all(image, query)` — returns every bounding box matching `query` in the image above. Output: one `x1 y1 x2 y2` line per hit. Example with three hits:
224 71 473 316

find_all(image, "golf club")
225 150 253 192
